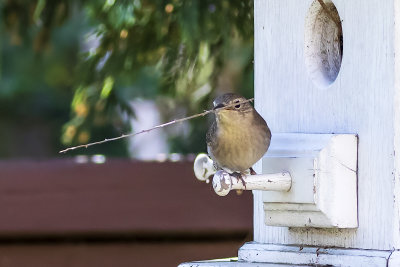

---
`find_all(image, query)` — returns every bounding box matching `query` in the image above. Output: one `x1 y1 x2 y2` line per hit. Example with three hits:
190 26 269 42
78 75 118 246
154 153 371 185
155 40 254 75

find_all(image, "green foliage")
0 0 254 156
0 1 82 157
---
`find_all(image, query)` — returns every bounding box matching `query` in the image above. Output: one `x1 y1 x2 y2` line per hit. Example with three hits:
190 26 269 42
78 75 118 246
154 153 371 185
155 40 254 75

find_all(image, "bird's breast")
210 115 270 172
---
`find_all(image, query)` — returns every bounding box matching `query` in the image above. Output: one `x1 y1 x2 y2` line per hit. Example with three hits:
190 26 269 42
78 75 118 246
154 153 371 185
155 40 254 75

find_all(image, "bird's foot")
231 172 247 189
249 167 257 175
235 189 243 195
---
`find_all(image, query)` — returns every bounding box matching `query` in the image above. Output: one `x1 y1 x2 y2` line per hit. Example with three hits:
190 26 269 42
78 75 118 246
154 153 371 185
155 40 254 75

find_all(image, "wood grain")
0 241 244 267
254 0 397 250
0 159 252 238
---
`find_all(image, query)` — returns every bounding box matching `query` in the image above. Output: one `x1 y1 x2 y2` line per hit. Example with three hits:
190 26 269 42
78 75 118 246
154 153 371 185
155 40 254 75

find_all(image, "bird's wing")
206 121 217 147
253 110 272 142
206 121 220 170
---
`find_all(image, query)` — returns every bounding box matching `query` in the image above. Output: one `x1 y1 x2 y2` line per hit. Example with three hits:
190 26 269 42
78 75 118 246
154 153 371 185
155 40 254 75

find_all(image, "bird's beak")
213 103 225 110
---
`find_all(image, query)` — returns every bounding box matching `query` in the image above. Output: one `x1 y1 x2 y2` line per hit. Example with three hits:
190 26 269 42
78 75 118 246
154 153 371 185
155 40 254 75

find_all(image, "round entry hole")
304 0 343 88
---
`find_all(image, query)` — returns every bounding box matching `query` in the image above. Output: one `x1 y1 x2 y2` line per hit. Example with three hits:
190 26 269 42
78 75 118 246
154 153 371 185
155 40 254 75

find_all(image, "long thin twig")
59 98 254 153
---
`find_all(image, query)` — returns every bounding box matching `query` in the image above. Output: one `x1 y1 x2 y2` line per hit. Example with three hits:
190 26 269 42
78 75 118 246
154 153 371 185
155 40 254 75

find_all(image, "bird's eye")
234 100 241 109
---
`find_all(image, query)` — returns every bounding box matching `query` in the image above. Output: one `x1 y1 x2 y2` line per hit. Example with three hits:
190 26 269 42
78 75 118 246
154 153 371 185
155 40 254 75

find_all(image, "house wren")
206 93 271 178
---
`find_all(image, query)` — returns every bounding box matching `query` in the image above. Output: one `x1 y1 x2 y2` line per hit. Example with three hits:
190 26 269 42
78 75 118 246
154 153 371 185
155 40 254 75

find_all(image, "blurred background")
0 0 254 266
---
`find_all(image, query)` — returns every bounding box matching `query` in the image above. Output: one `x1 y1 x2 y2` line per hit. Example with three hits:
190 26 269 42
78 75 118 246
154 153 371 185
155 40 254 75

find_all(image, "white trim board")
179 244 400 267
239 243 399 267
179 262 309 267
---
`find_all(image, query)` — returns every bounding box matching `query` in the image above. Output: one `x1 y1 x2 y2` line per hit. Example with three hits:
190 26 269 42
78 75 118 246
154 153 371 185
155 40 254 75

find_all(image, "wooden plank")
254 0 396 250
393 0 400 250
0 241 244 267
262 134 358 228
0 159 252 237
239 243 391 267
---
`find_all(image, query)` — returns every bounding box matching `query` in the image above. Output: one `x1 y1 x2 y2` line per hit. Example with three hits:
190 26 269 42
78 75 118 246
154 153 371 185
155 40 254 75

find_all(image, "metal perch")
194 153 292 196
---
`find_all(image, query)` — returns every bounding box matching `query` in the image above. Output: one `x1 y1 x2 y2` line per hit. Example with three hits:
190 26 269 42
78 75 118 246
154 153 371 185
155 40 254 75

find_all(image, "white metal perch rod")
212 170 291 196
193 153 292 196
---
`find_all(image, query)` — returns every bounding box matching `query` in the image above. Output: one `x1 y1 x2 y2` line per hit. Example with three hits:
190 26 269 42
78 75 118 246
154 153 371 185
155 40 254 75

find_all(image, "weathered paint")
262 133 358 228
254 0 399 250
212 170 291 197
194 154 291 196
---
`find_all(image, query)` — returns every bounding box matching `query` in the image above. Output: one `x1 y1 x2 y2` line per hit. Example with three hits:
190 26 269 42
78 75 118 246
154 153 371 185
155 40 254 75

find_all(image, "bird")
206 93 271 186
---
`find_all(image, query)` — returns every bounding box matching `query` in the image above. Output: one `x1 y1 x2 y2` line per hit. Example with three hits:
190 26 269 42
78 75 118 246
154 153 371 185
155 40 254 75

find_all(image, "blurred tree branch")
1 0 254 155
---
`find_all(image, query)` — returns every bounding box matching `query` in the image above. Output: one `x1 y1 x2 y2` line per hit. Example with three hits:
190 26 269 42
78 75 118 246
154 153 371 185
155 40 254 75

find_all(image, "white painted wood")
262 133 358 228
388 251 400 267
262 157 315 204
193 154 291 196
239 243 392 267
212 170 291 197
254 0 399 250
179 260 309 267
393 0 400 250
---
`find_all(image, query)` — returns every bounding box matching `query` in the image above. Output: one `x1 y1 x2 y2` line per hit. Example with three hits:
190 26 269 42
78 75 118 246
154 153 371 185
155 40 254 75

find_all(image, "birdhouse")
180 0 400 265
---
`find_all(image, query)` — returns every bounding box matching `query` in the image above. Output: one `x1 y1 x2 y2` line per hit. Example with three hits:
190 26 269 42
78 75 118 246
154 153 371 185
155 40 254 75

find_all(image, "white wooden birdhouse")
181 0 400 265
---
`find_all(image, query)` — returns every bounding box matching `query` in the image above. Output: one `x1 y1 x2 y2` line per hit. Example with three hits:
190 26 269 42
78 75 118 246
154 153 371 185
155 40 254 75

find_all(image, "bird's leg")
230 172 247 189
249 167 257 175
